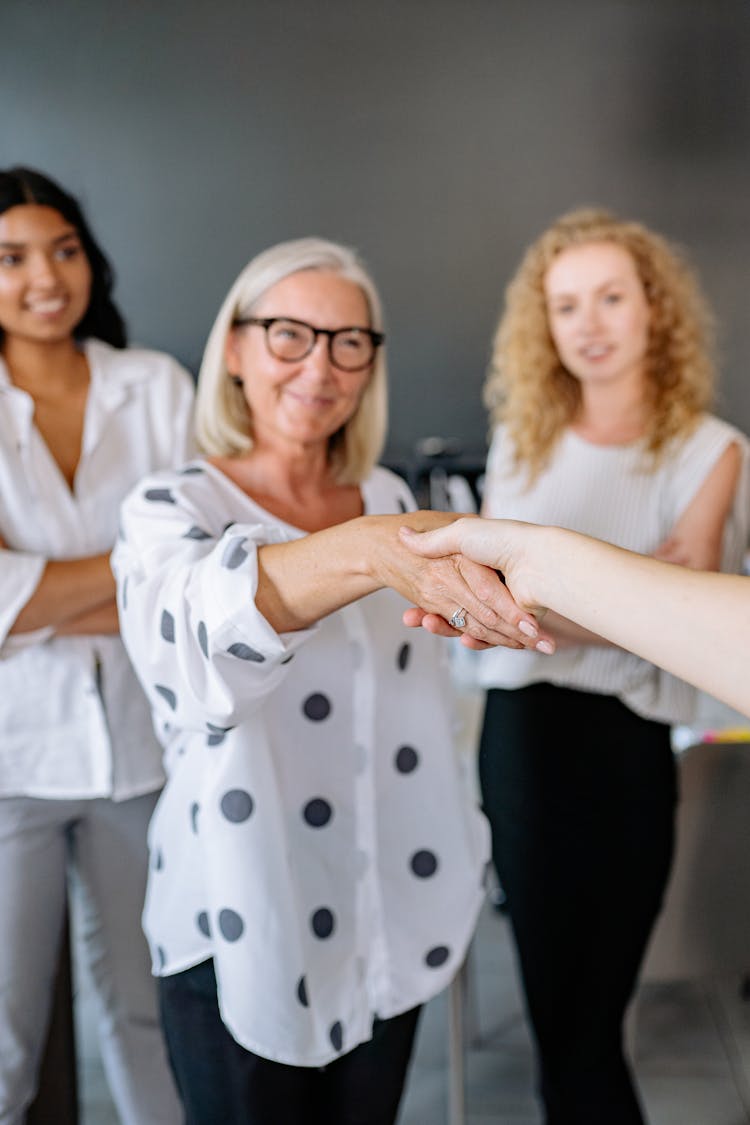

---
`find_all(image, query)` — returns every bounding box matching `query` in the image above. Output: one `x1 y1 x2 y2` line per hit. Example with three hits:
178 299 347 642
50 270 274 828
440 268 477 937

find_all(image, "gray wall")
3 0 749 461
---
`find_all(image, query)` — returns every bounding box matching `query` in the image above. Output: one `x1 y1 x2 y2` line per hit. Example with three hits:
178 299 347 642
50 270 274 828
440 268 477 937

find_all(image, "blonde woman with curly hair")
473 208 750 1124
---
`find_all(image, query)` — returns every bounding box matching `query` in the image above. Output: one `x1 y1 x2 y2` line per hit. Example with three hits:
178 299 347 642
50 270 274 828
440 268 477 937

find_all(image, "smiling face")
225 269 374 454
543 240 651 390
0 204 92 349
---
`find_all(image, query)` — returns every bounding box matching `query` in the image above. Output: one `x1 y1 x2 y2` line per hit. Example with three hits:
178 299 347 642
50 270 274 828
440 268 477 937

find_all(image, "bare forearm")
54 598 120 636
256 517 381 632
540 609 610 648
10 555 116 634
521 525 750 715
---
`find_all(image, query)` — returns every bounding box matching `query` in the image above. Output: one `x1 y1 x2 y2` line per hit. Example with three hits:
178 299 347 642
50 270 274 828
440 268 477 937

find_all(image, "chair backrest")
639 741 750 981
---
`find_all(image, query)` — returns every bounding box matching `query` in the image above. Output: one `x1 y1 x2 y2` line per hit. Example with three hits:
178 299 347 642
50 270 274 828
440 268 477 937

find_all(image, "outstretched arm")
257 510 554 651
400 518 750 718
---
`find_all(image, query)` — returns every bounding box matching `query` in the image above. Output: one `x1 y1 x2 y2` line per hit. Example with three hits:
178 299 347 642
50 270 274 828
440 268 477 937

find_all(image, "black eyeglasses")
233 316 384 372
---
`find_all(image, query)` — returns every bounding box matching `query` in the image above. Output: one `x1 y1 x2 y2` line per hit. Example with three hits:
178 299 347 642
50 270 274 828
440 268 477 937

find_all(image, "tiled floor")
397 898 750 1124
73 894 750 1124
72 683 750 1123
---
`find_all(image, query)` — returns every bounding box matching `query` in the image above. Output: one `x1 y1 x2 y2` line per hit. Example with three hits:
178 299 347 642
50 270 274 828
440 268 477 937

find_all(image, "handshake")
396 515 750 721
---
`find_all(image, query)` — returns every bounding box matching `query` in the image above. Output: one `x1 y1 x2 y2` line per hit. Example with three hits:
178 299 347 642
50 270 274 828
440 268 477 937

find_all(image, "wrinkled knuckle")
474 604 497 627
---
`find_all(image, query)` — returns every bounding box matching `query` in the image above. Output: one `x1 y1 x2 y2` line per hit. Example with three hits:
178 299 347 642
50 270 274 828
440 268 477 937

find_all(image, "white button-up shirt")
112 461 490 1066
0 338 196 800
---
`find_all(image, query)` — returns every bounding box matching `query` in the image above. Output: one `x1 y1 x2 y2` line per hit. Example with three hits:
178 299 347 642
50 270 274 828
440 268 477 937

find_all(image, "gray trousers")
0 791 182 1125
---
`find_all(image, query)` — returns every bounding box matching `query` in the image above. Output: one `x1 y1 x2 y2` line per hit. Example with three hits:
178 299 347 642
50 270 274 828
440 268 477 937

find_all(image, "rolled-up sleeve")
112 471 316 734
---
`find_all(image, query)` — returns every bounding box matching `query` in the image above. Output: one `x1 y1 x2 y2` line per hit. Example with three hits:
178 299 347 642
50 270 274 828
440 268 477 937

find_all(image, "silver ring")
449 607 467 629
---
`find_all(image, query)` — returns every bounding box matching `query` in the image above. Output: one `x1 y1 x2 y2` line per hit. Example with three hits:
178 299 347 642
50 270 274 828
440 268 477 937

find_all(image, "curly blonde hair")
484 207 717 482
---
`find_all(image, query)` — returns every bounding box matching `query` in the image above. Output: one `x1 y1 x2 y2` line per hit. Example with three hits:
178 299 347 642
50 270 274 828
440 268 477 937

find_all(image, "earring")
229 374 243 386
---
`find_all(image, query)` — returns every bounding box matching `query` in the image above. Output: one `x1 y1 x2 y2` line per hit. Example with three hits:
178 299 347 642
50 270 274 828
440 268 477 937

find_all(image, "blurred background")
3 0 749 463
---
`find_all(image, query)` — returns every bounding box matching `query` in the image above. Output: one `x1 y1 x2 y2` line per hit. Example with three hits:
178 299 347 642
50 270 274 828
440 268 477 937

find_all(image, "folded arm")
9 554 118 635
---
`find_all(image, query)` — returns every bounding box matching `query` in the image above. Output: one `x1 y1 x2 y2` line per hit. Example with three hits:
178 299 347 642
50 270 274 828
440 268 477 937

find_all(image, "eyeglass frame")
232 315 385 372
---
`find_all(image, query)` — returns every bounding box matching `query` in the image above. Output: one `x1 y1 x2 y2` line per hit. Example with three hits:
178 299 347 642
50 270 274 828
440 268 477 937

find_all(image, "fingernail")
518 620 538 638
535 639 555 655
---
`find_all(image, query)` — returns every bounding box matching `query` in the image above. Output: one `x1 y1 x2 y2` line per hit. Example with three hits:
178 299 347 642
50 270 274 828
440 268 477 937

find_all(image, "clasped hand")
391 515 555 654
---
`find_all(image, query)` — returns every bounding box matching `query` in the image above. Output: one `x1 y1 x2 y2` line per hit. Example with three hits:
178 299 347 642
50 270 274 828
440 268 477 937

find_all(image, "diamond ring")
449 607 467 629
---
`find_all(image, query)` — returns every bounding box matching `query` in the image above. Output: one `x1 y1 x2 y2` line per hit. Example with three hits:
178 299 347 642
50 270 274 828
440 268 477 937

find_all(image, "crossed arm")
1 540 119 637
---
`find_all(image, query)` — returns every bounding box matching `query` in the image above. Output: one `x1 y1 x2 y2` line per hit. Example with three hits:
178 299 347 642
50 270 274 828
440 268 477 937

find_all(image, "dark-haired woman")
0 166 194 1124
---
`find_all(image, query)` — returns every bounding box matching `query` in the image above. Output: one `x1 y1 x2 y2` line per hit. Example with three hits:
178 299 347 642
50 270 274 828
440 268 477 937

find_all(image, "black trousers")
479 683 677 1125
158 958 421 1125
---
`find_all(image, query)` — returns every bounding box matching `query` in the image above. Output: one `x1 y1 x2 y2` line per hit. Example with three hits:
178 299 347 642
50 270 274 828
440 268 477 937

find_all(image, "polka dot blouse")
112 461 490 1067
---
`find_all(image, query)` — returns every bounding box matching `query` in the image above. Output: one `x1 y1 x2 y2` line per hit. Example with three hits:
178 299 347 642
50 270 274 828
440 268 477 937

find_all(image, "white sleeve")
112 471 316 734
0 549 51 653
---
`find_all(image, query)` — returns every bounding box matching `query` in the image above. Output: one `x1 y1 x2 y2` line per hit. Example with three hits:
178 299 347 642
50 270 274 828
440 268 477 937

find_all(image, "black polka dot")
160 609 175 643
222 537 248 569
183 525 212 540
190 802 200 834
197 911 211 937
303 693 331 721
218 908 244 942
227 642 265 663
154 684 177 710
153 848 163 871
329 1021 344 1052
425 945 450 968
220 789 254 823
395 746 419 773
281 653 294 665
296 976 309 1008
207 723 233 747
156 946 167 969
180 465 205 475
397 643 411 671
397 497 409 513
311 907 335 939
144 487 175 503
303 798 333 828
197 621 209 657
411 850 439 878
